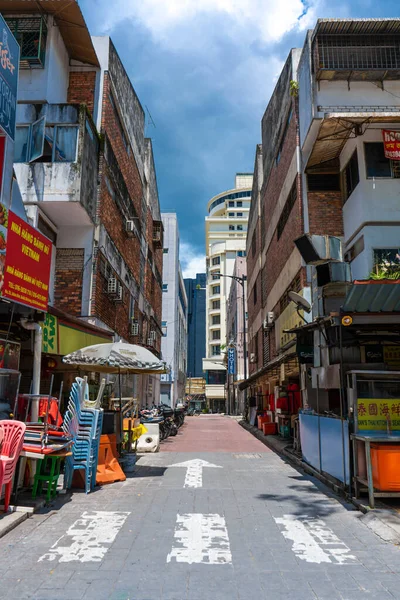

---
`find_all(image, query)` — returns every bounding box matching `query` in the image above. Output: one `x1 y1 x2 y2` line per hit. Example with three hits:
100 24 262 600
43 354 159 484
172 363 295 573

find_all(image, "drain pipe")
20 319 42 422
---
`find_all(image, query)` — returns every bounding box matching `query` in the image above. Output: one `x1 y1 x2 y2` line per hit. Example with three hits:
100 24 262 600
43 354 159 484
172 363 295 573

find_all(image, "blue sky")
84 0 400 276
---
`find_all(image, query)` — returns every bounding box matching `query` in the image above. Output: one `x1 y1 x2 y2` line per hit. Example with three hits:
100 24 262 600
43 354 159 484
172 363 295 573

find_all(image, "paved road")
1 415 400 600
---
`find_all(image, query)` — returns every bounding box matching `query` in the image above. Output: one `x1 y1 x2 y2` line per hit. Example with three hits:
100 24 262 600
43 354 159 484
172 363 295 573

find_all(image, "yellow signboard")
41 313 58 354
357 398 400 431
384 346 400 367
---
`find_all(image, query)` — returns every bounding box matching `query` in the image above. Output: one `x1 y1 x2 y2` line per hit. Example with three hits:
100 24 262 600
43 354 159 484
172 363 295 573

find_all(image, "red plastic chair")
0 420 26 512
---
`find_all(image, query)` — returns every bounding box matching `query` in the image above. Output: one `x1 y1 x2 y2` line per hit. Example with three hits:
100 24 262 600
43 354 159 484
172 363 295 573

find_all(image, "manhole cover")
233 453 262 459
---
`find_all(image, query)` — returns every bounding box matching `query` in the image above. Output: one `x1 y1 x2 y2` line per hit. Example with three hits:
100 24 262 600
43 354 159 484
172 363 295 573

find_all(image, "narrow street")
1 416 400 600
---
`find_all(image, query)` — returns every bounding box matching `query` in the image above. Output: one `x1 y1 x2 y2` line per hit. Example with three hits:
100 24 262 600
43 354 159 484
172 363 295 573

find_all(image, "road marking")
167 513 232 565
38 511 130 563
274 515 357 564
169 458 222 488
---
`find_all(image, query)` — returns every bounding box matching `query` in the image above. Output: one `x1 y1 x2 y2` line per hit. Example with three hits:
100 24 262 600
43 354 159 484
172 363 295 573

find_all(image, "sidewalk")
240 418 400 545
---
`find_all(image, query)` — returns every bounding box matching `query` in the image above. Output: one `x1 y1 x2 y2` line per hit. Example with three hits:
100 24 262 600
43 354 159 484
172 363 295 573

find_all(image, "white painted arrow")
169 458 222 488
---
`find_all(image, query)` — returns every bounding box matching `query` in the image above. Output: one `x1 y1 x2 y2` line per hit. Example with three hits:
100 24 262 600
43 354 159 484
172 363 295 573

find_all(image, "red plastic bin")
257 415 270 430
262 422 277 435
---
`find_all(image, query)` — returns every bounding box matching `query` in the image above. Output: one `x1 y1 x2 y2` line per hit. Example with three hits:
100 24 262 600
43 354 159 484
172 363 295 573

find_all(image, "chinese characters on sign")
1 211 52 311
42 313 58 354
357 398 400 431
0 15 19 140
382 129 400 161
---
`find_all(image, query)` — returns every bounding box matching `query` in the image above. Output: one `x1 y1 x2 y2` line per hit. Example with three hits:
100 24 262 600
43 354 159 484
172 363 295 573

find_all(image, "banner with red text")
1 210 52 311
382 129 400 160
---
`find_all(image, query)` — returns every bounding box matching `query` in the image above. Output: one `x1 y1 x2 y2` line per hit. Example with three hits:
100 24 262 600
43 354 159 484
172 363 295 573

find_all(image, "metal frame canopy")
0 0 99 67
307 113 400 169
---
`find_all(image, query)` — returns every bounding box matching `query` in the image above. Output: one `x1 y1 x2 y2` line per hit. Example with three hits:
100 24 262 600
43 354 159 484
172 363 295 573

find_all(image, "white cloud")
98 0 318 45
180 242 206 278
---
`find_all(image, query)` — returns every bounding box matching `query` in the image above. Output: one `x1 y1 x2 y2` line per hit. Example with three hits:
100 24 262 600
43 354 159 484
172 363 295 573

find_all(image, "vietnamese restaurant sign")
0 207 52 311
382 129 400 161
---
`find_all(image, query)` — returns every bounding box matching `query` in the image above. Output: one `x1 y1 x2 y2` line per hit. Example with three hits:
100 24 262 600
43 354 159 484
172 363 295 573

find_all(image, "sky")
84 0 400 277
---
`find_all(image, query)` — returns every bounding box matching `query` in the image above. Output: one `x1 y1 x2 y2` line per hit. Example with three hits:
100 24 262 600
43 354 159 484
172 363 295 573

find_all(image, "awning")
342 281 400 314
307 113 400 168
238 351 297 391
312 18 400 39
0 0 99 66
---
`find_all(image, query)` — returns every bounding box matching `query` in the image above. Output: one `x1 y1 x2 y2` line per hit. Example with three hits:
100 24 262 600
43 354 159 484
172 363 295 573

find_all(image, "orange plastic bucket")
371 444 400 491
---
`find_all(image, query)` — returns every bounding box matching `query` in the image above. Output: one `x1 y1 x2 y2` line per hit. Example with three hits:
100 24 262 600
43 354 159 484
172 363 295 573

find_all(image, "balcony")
14 104 99 227
153 221 163 249
313 20 400 82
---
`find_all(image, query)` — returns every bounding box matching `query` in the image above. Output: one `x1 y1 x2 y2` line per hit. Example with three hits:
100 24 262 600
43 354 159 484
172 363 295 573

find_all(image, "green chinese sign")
42 313 58 354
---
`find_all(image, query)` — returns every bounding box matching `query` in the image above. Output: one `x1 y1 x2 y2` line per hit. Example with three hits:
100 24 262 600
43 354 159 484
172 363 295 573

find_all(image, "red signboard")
1 210 52 311
382 129 400 160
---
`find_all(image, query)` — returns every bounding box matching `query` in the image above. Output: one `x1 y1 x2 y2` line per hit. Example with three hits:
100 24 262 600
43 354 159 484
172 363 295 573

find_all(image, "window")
237 225 243 231
211 272 220 280
253 282 258 305
237 251 246 257
237 212 243 217
237 201 243 207
14 121 78 163
212 330 220 340
207 370 226 384
5 17 47 68
373 248 400 273
212 300 220 309
163 248 169 254
228 212 235 217
277 180 297 239
162 320 167 327
37 215 57 245
364 143 400 178
162 284 168 292
212 285 220 295
229 225 235 231
228 201 234 207
342 150 360 201
211 345 221 356
212 256 220 265
345 236 364 262
307 173 340 191
212 315 220 325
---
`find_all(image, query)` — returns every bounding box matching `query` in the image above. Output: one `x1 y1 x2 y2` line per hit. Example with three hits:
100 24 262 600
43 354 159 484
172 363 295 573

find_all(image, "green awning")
342 282 400 313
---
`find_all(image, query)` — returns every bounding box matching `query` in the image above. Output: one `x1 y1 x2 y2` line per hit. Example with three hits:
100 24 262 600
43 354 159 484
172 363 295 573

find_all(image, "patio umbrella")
62 342 167 374
62 342 168 448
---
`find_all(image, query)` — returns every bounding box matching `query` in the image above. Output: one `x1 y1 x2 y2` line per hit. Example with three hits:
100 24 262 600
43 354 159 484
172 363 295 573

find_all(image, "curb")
0 511 28 539
240 419 400 543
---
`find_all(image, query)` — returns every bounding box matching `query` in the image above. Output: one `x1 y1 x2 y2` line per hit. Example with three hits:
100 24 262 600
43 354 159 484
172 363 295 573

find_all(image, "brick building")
242 19 400 429
4 0 163 404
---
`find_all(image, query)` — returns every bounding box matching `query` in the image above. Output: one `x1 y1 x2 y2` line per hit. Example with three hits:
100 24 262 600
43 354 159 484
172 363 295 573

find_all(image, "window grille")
6 17 47 68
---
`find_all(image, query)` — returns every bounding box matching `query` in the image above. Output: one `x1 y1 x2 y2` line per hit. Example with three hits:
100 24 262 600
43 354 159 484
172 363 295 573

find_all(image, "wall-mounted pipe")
20 319 42 422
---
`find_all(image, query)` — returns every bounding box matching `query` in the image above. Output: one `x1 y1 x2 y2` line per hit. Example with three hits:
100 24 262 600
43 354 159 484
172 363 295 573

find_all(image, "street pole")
242 274 247 382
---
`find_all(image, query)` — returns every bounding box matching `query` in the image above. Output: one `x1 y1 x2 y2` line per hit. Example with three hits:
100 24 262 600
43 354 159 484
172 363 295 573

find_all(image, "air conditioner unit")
108 277 118 296
130 321 139 336
263 312 275 328
250 353 256 363
114 282 123 302
126 220 135 236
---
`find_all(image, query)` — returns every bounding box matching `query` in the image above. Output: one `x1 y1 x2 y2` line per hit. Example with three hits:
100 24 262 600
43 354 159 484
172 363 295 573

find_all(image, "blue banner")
227 347 236 375
0 16 19 140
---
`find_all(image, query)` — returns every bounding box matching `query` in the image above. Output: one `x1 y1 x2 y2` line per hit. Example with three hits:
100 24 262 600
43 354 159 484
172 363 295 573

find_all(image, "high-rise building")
202 173 252 412
160 213 188 407
184 273 206 378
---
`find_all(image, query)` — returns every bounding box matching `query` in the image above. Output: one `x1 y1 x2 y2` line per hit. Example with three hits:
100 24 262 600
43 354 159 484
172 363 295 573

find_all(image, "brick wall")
67 71 97 116
308 191 344 237
54 248 84 316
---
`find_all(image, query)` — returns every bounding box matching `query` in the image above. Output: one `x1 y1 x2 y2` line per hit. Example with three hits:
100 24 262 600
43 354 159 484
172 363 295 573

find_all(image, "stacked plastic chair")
63 378 103 494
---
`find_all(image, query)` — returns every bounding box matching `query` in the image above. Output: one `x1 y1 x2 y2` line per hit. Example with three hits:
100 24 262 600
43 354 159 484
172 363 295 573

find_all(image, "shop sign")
297 344 314 364
382 129 400 160
42 313 58 354
0 338 20 370
357 398 400 431
364 345 384 363
0 15 19 140
227 347 235 375
383 346 400 367
1 210 52 311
